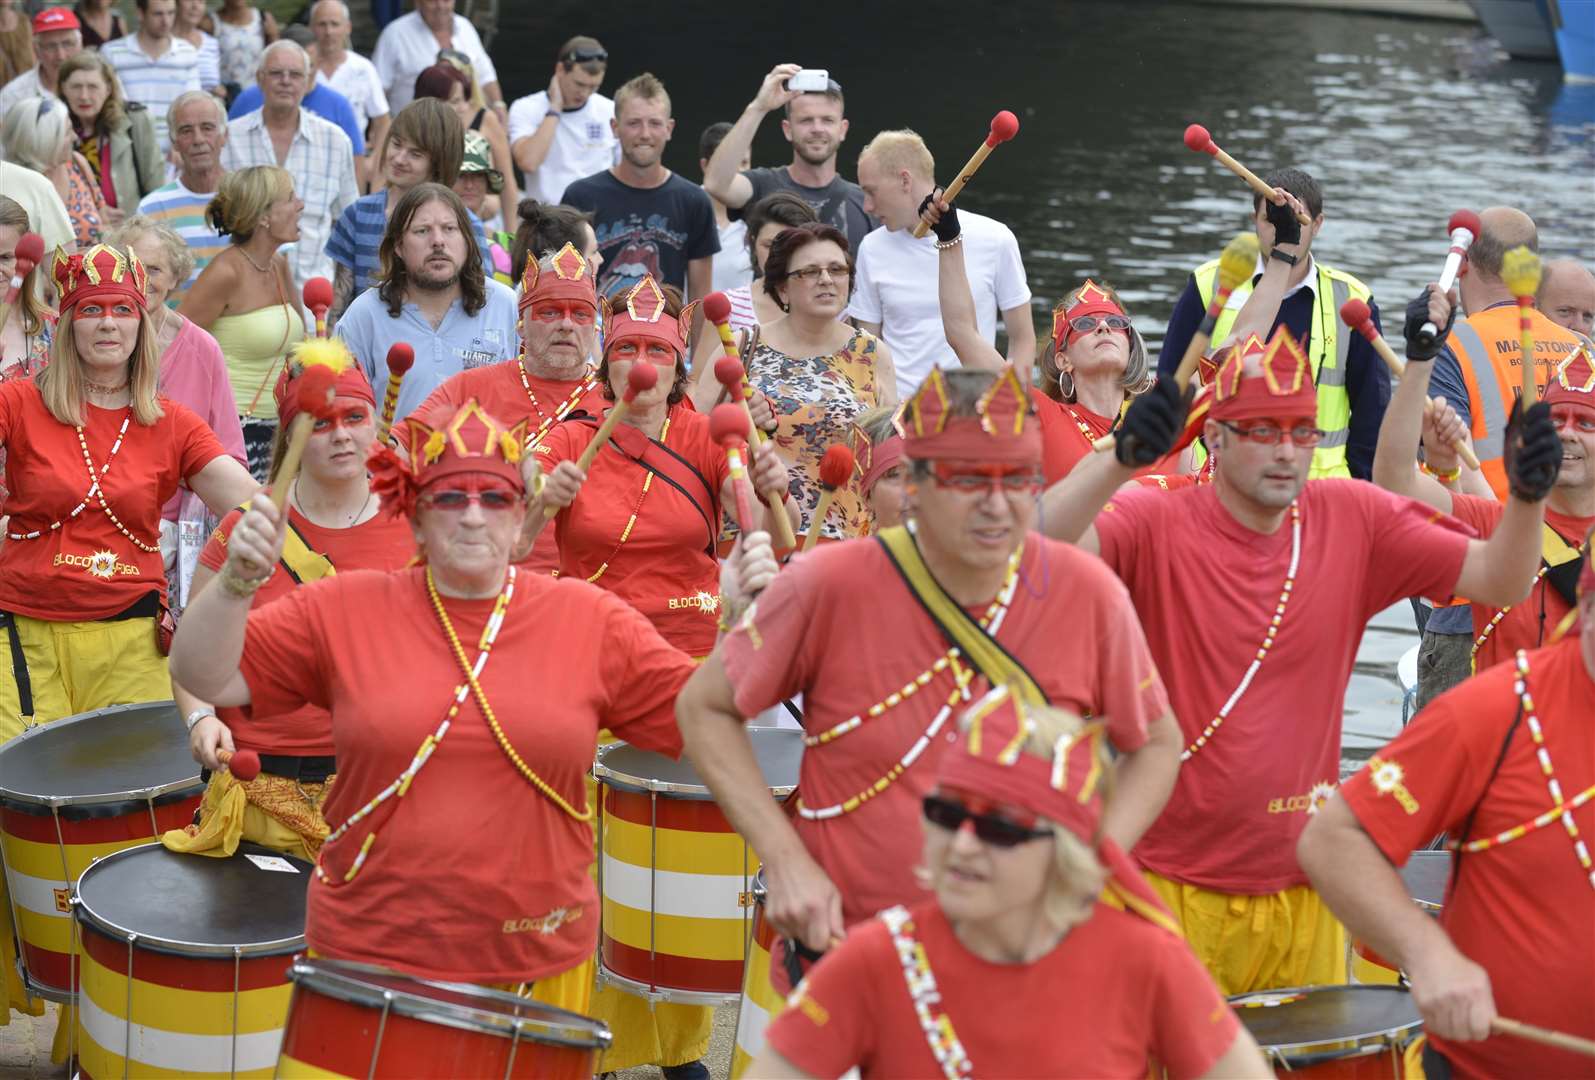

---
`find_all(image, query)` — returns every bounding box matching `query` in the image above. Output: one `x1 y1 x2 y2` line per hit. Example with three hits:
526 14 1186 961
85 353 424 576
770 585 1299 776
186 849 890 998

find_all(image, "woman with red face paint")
167 338 416 862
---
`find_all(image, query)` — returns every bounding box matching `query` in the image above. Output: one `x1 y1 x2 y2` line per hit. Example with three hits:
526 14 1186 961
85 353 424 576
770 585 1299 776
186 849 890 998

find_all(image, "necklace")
1472 566 1550 665
1181 500 1301 761
518 361 599 448
6 411 156 552
576 416 671 584
293 481 374 529
237 245 272 274
84 379 130 396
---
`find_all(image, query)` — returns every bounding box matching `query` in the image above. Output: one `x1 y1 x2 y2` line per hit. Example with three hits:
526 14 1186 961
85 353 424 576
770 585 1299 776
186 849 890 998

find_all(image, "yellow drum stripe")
1349 949 1401 986
275 1053 353 1079
601 897 749 962
2 831 148 882
76 1031 279 1080
15 908 73 956
730 1044 755 1079
79 945 294 1037
599 812 755 876
745 941 783 1013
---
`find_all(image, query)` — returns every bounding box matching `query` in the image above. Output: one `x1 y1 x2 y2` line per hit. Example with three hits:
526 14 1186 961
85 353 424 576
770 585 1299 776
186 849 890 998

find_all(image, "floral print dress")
0 318 53 511
744 327 884 541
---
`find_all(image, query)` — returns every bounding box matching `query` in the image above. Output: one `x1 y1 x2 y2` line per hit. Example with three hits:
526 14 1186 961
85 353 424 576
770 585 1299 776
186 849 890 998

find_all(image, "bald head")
1469 207 1539 281
1539 257 1595 340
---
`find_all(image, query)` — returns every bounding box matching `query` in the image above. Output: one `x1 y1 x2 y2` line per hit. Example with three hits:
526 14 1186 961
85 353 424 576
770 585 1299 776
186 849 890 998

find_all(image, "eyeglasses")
922 795 1051 848
528 302 596 326
786 264 851 284
74 302 139 320
562 47 608 64
1218 421 1325 447
418 488 523 512
929 462 1044 496
1068 314 1132 335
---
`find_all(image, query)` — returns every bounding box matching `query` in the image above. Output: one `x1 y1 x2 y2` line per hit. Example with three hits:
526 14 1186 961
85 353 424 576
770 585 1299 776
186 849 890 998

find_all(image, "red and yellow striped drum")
730 868 782 1079
72 841 309 1078
594 728 801 1001
276 957 611 1078
0 702 204 1000
1350 850 1449 985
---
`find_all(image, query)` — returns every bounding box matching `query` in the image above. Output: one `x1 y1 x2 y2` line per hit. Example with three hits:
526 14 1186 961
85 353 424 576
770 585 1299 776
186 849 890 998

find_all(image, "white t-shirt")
507 91 617 205
318 52 389 134
0 67 45 118
847 210 1031 401
712 218 753 292
371 12 496 114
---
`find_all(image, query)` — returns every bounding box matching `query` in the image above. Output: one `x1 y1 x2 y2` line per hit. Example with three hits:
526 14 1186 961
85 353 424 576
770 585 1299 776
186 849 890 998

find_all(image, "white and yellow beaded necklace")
1471 566 1549 663
6 410 158 552
518 360 599 448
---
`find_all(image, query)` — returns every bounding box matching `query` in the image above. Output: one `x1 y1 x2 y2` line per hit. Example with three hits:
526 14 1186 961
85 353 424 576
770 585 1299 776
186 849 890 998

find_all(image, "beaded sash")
879 906 973 1080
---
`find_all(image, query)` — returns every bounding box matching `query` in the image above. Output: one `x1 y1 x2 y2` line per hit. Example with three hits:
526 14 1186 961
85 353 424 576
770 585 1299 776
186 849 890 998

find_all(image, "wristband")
1269 248 1298 267
935 235 963 251
185 708 216 732
1419 460 1461 483
217 562 268 598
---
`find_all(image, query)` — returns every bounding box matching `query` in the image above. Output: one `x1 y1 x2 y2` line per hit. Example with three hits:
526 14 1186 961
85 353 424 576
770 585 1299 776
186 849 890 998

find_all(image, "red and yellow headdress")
1208 326 1318 423
50 243 148 314
368 398 529 517
897 365 1041 465
1050 279 1126 352
518 241 598 316
937 686 1181 936
1545 347 1595 416
851 413 906 495
273 339 374 427
604 276 698 358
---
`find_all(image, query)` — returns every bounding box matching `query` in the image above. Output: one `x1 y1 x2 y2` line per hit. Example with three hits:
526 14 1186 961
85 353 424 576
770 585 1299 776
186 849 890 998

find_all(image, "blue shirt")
229 83 366 155
325 191 493 297
336 279 521 422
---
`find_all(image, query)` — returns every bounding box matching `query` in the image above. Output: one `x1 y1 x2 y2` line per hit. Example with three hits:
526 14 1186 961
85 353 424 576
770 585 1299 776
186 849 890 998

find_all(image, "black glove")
1404 286 1457 362
1265 197 1301 248
1115 375 1192 468
1503 398 1561 502
917 189 959 244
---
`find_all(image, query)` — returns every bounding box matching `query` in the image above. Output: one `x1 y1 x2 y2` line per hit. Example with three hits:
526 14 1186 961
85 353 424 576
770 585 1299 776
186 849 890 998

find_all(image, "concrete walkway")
0 1005 64 1079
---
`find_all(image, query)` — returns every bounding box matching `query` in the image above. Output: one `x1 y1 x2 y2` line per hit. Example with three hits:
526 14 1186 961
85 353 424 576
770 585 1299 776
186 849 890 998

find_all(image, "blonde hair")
207 165 294 245
859 129 935 184
57 52 127 134
106 215 196 293
37 281 165 427
0 95 72 172
0 197 49 337
613 72 670 118
1041 280 1153 404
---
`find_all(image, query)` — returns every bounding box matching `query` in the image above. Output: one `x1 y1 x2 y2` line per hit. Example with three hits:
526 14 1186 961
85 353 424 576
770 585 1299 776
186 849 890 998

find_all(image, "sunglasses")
1068 313 1132 335
922 795 1051 848
418 488 523 512
1218 420 1325 447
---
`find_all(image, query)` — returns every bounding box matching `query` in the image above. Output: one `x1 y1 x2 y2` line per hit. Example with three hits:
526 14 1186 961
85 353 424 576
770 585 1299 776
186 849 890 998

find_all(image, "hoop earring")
1057 368 1075 402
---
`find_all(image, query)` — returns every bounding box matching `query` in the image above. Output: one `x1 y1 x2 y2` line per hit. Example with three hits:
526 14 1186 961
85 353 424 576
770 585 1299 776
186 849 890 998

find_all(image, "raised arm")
1217 188 1308 349
923 194 1002 370
1452 401 1559 606
704 64 802 210
1372 284 1455 511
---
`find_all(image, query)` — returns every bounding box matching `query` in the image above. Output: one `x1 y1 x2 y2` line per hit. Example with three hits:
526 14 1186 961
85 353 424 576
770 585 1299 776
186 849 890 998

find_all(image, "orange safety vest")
1448 305 1584 499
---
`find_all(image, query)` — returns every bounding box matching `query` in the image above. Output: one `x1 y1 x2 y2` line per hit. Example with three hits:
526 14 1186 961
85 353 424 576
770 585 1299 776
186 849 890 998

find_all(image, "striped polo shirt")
101 35 202 153
325 190 494 300
136 180 227 304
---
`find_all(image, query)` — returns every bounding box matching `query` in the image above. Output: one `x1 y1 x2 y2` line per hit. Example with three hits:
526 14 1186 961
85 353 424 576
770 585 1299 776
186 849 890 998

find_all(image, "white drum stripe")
3 865 69 920
735 996 770 1058
600 855 755 920
78 989 285 1073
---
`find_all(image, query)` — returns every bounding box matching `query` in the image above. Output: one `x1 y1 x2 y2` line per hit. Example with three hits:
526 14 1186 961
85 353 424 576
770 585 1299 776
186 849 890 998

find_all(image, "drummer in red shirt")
752 687 1270 1080
677 365 1182 978
1038 327 1559 993
165 339 416 862
1299 538 1595 1079
417 242 607 573
1372 283 1594 674
169 398 772 1015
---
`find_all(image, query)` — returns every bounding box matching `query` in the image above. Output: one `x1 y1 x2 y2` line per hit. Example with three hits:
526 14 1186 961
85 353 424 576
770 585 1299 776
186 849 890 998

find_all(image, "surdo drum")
1231 985 1424 1078
730 867 782 1079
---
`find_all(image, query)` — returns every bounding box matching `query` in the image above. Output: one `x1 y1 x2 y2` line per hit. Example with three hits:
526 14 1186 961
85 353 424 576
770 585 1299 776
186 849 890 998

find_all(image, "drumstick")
1492 1017 1595 1058
217 748 261 782
0 232 43 341
712 353 798 551
269 366 339 503
802 445 854 552
1501 246 1543 406
545 364 659 520
1414 210 1481 347
377 342 415 441
303 277 333 338
1340 298 1481 472
1184 124 1312 227
910 110 1020 240
709 404 759 534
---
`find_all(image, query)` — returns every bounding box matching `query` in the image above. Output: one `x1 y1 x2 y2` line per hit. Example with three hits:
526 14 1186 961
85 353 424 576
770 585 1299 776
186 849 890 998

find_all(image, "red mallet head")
818 444 855 490
297 364 340 420
13 232 44 275
986 110 1020 147
1183 123 1215 156
303 276 333 315
709 401 751 446
620 361 658 404
226 749 261 781
713 355 746 391
1338 298 1379 342
386 342 415 377
702 291 732 326
1447 209 1482 240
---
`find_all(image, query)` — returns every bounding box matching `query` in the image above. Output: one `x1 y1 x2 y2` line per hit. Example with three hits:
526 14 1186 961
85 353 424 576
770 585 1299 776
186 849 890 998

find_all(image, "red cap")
226 750 261 782
385 342 415 377
899 364 1041 466
1447 209 1482 239
1208 327 1319 423
32 7 79 33
369 399 529 518
519 242 597 316
51 244 147 314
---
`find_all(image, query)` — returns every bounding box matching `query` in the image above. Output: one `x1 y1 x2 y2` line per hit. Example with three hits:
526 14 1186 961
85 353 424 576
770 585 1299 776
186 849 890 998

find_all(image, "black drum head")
1233 986 1421 1050
598 728 802 796
0 702 197 805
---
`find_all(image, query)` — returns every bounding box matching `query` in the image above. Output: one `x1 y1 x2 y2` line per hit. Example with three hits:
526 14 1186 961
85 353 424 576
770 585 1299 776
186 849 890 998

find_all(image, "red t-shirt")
1094 480 1475 893
1035 388 1112 484
536 403 728 656
765 900 1240 1079
418 361 605 574
1338 637 1595 1080
0 381 226 620
1449 494 1591 675
722 534 1167 926
198 505 417 755
236 567 697 984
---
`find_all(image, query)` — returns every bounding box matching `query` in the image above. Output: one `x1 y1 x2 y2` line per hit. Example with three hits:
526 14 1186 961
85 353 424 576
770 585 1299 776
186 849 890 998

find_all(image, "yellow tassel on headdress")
290 338 355 377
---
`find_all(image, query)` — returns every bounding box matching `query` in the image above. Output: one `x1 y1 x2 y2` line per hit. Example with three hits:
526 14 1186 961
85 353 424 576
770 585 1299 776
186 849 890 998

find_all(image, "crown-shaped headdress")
851 412 906 495
51 244 148 314
368 399 529 518
603 275 699 359
1208 325 1318 422
897 365 1041 464
1050 279 1126 351
518 241 597 315
1546 347 1595 413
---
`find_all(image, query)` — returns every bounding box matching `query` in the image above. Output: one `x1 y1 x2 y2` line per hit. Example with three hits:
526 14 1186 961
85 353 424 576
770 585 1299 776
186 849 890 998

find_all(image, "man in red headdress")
1373 285 1595 674
1039 326 1560 994
677 365 1183 983
1300 525 1595 1080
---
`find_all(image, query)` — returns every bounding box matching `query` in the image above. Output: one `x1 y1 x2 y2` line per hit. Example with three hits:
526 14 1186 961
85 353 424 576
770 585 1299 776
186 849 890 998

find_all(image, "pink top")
159 315 247 519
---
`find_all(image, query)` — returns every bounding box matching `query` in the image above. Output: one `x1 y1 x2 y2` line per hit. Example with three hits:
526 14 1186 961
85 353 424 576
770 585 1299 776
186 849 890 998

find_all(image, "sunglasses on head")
922 795 1051 848
563 47 608 65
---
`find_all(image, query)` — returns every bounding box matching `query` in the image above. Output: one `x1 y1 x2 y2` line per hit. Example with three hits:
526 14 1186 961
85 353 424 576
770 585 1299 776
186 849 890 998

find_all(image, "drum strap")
1540 521 1583 610
235 502 337 584
0 611 33 723
1447 696 1526 902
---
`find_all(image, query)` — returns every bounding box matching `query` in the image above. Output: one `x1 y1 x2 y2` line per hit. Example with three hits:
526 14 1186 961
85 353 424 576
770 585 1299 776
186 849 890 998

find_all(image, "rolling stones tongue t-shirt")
559 170 720 300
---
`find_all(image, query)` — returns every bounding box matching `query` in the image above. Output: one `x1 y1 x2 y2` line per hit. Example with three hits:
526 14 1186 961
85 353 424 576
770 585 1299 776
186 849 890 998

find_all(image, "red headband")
1545 348 1595 416
1208 326 1318 423
898 366 1042 466
368 399 528 518
852 419 906 495
274 340 375 427
1050 279 1125 351
604 276 697 358
519 241 597 316
51 244 148 314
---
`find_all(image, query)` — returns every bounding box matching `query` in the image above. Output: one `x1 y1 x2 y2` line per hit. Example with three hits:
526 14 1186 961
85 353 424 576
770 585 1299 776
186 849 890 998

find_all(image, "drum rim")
1229 984 1424 1054
287 956 613 1050
593 733 799 800
0 700 202 810
0 781 206 818
73 842 309 958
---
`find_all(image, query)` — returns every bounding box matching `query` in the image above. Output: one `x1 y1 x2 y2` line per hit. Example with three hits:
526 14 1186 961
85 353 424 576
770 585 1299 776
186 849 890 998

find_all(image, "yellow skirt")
0 613 171 740
161 768 332 862
1145 870 1347 995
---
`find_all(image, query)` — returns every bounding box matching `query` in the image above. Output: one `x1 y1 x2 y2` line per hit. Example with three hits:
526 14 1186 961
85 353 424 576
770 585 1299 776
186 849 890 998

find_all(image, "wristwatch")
1270 248 1299 267
185 708 217 732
